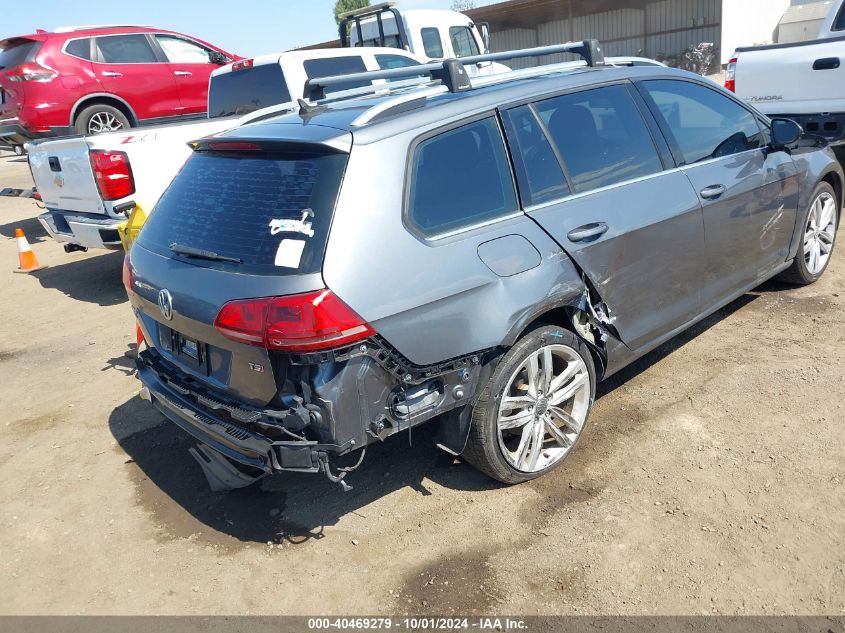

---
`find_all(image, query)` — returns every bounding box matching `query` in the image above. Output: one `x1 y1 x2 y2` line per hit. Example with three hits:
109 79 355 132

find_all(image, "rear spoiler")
304 39 605 101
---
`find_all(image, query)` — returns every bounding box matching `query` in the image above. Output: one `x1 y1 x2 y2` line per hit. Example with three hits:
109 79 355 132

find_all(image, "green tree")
334 0 371 26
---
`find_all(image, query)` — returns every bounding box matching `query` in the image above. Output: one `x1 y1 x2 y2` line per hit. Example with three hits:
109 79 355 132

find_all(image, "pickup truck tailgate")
27 137 106 214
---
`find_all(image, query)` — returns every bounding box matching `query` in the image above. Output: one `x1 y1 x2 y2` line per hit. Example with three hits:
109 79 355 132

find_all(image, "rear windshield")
0 39 41 69
207 65 292 118
137 150 348 275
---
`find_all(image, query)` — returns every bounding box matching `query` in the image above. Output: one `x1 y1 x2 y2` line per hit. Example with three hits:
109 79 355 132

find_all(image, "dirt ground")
0 151 843 616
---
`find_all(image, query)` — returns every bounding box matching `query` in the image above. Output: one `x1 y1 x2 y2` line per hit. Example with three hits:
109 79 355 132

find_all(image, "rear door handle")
813 57 840 70
700 184 727 200
101 71 123 78
174 71 193 77
567 222 609 243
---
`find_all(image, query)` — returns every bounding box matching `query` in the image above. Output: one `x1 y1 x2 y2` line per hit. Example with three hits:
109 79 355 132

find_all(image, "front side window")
303 56 368 93
502 105 570 206
409 117 517 237
642 79 763 165
449 26 480 58
535 84 663 193
156 35 212 64
96 34 158 64
421 28 444 58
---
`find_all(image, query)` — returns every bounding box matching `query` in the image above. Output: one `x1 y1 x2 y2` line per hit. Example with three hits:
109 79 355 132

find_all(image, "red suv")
0 25 238 153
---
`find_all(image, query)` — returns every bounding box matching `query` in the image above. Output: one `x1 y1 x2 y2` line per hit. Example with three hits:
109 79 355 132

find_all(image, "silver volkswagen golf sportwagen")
123 42 841 490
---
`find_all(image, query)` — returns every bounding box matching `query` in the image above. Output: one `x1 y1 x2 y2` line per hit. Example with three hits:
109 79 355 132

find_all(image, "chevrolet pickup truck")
726 0 845 150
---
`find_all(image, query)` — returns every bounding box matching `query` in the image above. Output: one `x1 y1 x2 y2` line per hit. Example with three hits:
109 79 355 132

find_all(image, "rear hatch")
0 37 44 124
27 136 108 213
129 126 356 406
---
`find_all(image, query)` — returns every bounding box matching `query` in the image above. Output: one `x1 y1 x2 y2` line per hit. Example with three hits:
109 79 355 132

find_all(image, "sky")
1 0 492 56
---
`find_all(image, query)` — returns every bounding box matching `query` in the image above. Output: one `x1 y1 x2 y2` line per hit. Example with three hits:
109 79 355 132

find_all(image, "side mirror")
209 51 229 65
770 118 802 147
478 22 491 53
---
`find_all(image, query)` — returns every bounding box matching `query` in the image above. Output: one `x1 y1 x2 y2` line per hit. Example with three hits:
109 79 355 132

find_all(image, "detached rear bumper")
135 355 328 474
38 210 124 250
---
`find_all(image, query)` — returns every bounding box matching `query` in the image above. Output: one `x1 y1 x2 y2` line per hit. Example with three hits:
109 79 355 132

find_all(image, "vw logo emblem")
157 289 173 321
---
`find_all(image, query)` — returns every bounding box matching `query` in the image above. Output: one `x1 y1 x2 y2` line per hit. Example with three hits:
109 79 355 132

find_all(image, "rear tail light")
724 57 737 93
122 255 134 295
231 59 253 71
6 62 57 82
90 150 135 201
214 289 375 352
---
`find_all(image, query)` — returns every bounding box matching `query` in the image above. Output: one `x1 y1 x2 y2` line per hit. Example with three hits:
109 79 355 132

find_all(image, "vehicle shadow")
0 215 48 243
108 282 785 546
31 250 127 307
109 396 500 546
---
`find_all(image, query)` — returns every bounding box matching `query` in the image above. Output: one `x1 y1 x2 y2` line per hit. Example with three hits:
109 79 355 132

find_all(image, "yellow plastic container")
116 204 147 252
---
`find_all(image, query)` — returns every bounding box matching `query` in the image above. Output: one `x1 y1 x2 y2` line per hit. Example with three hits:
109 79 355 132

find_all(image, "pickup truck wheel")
75 104 131 136
778 181 838 285
463 326 595 484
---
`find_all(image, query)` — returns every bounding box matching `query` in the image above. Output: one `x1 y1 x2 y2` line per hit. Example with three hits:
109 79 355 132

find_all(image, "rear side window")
96 34 158 64
536 84 662 193
304 56 368 93
208 64 291 117
449 26 480 58
421 28 443 58
64 38 92 60
502 105 570 206
409 117 517 237
375 54 420 70
0 39 41 69
137 151 348 275
642 80 763 164
834 5 845 31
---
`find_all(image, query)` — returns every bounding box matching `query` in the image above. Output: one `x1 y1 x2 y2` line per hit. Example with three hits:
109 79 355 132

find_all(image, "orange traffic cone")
13 228 45 273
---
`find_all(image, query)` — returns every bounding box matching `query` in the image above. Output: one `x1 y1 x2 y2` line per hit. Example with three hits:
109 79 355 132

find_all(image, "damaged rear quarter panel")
322 133 587 367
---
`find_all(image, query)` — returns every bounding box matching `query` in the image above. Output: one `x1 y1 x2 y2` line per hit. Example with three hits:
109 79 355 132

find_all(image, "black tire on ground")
777 181 839 285
74 104 132 136
462 325 596 485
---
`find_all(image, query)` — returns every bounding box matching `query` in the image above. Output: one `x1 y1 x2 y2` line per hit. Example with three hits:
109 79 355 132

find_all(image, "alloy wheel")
87 111 125 134
496 344 591 473
804 191 837 275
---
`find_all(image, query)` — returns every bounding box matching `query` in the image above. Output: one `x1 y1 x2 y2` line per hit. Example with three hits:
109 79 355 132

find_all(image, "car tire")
462 325 596 484
74 104 132 136
778 181 839 285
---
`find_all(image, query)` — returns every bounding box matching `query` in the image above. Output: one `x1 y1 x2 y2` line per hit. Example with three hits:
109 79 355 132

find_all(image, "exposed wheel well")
518 306 607 379
72 97 137 127
821 171 842 217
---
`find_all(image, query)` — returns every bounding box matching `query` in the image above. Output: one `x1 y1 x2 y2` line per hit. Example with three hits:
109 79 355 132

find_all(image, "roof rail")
304 39 604 102
53 24 153 33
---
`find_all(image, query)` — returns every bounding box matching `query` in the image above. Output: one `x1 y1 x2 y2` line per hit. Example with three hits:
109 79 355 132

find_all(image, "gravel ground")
0 152 843 616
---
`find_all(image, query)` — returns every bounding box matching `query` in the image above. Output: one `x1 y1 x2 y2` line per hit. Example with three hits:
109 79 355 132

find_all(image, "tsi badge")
157 288 173 321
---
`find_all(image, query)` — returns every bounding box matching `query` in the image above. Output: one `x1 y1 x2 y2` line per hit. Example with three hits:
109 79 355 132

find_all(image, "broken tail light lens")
90 150 135 201
724 57 737 93
214 289 375 352
6 62 57 82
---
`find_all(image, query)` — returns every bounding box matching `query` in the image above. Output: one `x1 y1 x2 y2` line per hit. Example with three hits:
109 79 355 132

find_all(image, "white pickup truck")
27 46 424 251
28 6 500 252
727 0 845 149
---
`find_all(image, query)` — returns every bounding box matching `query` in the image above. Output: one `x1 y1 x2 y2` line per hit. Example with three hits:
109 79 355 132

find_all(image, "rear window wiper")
169 243 243 264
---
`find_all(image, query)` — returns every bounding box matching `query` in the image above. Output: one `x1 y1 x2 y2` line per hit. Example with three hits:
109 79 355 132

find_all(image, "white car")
27 47 424 252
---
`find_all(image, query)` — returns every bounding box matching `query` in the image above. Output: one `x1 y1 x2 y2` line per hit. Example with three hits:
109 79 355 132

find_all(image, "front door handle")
700 184 727 200
567 222 609 243
101 71 123 78
174 71 193 77
813 57 840 70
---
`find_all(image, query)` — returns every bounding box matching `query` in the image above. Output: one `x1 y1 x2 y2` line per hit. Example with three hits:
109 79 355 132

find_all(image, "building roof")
466 0 655 30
